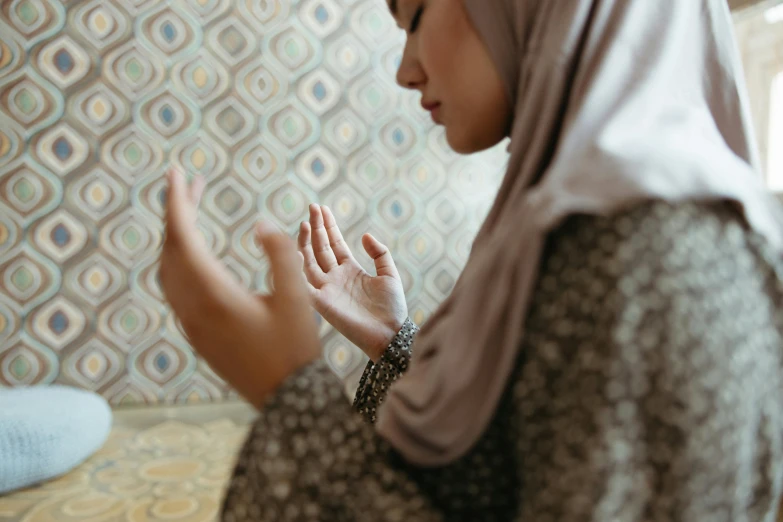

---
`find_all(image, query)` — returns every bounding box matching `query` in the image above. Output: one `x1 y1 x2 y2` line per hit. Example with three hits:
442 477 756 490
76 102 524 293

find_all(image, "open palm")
298 204 407 362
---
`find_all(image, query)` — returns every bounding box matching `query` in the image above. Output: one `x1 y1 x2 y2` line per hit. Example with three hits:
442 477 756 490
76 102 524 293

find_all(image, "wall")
0 0 507 405
733 2 783 189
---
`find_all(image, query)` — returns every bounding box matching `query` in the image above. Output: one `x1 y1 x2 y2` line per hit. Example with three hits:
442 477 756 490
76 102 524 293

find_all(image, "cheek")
445 69 511 152
418 33 456 91
417 4 469 96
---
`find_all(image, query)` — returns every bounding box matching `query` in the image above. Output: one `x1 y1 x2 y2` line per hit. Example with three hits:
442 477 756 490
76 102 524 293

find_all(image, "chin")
445 127 479 155
445 126 498 155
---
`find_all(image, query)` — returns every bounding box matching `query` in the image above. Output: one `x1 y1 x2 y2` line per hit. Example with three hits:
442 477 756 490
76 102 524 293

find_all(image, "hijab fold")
377 0 783 466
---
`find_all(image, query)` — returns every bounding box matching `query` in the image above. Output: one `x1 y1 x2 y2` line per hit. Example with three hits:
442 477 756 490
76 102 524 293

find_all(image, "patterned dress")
222 201 783 521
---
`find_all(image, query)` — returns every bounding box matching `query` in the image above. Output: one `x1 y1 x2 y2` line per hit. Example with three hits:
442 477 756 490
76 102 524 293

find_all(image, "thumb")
164 168 192 245
255 222 309 306
362 233 399 279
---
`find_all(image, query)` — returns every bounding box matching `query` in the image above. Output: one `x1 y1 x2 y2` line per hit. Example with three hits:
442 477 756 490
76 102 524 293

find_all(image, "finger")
362 233 400 279
164 168 190 246
254 275 314 306
296 251 317 292
256 222 309 308
306 281 318 303
190 175 207 207
297 221 326 287
297 255 319 303
321 205 353 264
309 204 338 272
295 242 323 304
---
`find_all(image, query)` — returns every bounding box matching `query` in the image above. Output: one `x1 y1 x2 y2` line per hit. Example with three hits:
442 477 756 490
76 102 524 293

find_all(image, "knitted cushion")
0 385 112 494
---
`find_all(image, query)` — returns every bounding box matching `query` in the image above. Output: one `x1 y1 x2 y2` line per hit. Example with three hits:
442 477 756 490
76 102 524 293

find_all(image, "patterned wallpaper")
0 0 507 405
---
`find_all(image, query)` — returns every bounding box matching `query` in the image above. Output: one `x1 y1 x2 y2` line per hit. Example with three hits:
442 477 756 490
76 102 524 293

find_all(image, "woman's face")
389 0 512 154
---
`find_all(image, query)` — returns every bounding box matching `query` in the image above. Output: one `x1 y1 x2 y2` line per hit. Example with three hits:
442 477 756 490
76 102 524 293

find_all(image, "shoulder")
543 200 755 283
532 200 771 326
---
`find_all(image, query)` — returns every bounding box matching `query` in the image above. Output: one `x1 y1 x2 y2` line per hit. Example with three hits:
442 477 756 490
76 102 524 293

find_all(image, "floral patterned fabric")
223 201 783 521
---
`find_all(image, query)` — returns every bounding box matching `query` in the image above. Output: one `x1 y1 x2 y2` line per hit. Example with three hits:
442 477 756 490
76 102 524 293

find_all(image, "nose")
395 40 426 91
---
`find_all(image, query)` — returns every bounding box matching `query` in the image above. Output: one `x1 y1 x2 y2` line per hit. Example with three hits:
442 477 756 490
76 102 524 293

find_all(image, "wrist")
368 340 389 363
252 335 321 408
221 298 322 410
367 318 408 363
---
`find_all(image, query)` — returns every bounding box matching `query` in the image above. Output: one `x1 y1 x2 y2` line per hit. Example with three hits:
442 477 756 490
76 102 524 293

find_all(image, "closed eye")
409 6 423 32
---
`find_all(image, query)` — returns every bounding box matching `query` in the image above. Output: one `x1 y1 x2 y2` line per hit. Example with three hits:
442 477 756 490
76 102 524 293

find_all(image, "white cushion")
0 385 112 494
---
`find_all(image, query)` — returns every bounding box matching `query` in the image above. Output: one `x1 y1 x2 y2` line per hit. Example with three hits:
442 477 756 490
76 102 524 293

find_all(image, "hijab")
376 0 783 466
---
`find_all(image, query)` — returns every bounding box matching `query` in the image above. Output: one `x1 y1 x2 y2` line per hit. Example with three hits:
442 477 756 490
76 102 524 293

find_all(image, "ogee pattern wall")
0 0 507 405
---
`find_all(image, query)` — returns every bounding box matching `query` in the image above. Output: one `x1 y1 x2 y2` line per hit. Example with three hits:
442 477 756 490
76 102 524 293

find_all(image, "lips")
421 101 442 124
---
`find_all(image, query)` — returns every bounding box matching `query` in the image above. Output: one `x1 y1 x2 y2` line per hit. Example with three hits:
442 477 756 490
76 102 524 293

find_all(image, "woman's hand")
298 204 407 362
159 168 320 409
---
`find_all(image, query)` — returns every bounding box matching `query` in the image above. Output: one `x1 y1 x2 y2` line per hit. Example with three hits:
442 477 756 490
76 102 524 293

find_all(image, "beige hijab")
376 0 783 466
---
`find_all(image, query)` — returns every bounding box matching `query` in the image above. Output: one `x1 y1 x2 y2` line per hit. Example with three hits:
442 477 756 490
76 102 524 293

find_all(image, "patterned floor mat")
0 402 253 522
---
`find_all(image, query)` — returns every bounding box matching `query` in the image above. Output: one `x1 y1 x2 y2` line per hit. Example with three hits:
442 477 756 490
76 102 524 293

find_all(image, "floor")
0 401 256 522
3 400 782 522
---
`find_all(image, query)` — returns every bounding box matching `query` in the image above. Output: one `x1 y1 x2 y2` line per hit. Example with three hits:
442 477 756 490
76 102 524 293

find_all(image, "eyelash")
409 6 423 32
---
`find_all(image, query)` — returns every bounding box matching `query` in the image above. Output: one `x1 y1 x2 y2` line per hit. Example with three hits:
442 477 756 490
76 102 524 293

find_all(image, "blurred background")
0 0 510 405
0 0 781 519
0 0 780 406
734 0 783 191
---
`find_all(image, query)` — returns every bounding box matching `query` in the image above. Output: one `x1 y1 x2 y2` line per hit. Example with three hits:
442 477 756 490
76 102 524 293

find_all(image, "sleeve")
353 318 419 425
221 359 444 522
512 201 783 521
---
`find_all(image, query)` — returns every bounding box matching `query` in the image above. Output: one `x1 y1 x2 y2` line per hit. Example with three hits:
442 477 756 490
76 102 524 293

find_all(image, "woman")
159 0 783 519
